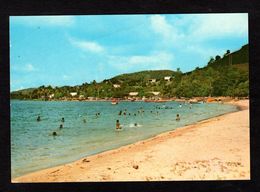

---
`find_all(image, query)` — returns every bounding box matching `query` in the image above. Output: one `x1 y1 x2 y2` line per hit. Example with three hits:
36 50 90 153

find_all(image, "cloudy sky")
10 14 248 91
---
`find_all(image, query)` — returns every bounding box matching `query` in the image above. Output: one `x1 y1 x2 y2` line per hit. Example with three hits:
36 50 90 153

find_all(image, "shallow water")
11 100 238 178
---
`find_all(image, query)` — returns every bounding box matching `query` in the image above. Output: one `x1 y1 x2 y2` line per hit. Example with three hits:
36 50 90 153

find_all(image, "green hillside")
11 44 249 100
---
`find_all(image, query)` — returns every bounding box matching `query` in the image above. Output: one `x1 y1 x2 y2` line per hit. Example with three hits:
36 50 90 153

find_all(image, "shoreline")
13 100 250 182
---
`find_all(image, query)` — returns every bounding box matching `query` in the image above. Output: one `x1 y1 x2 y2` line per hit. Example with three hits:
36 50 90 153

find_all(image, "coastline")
13 100 250 182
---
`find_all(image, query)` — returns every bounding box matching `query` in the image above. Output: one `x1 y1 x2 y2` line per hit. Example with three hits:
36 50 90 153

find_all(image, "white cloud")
12 63 38 72
150 13 248 44
191 13 248 40
69 37 104 53
25 64 36 72
11 16 75 27
150 15 184 42
107 52 173 72
62 74 70 80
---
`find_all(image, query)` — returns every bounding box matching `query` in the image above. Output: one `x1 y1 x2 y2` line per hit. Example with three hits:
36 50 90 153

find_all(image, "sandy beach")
13 100 250 182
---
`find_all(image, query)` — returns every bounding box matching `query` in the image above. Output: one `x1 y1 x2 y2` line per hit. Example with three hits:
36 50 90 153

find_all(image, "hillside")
11 44 249 100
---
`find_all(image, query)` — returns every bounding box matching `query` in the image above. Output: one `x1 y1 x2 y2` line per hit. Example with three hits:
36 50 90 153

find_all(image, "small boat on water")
111 100 119 105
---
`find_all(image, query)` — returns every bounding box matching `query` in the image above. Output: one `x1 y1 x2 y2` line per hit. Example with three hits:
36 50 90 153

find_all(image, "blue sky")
10 14 248 91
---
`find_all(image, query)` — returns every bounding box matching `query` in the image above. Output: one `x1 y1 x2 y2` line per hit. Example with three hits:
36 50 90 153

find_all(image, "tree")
215 55 221 61
207 57 215 66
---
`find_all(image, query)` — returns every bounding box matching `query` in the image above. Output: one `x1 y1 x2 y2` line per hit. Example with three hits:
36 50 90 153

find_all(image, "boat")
111 100 119 105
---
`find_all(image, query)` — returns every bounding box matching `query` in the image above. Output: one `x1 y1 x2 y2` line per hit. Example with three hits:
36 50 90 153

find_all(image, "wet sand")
13 100 250 182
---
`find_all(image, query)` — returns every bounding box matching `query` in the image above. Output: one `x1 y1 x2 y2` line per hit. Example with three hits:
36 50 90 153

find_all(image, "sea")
11 100 238 178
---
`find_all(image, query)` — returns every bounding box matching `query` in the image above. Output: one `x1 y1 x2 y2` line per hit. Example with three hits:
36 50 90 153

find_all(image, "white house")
70 92 77 97
79 95 85 99
49 93 54 99
150 91 160 96
113 84 121 88
164 76 172 81
148 79 157 83
129 92 139 96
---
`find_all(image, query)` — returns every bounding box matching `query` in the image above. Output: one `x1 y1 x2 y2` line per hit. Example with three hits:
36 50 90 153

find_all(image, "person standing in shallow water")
61 117 65 122
116 120 121 129
176 114 180 121
37 115 41 122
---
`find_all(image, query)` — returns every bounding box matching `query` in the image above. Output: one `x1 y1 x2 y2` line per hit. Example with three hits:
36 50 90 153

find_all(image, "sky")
10 13 248 91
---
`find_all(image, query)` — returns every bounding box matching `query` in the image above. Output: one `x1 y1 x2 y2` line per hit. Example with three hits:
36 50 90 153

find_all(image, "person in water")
134 123 138 127
52 131 57 136
59 124 63 129
176 114 180 121
37 115 41 121
116 120 121 129
61 117 65 122
83 119 86 123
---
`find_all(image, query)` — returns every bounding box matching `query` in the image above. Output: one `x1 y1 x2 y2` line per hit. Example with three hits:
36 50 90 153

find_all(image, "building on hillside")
79 95 85 99
164 76 172 81
113 84 121 88
70 92 77 97
150 91 160 96
129 92 139 96
49 93 54 99
148 79 157 83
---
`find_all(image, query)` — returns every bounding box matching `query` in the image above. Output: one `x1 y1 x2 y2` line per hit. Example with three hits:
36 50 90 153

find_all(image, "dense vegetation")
11 44 249 100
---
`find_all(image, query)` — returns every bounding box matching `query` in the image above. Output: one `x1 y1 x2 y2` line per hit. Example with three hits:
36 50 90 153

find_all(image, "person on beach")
37 115 41 122
61 117 65 122
116 120 121 129
176 114 180 121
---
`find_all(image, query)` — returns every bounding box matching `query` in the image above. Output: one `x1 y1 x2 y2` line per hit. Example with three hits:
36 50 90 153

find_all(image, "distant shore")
13 99 250 182
11 96 248 103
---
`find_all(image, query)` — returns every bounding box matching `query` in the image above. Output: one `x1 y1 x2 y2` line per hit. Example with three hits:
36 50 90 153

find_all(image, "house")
148 79 157 83
150 91 160 96
70 92 77 97
49 93 54 99
79 95 85 99
113 84 121 88
129 92 139 96
164 76 172 81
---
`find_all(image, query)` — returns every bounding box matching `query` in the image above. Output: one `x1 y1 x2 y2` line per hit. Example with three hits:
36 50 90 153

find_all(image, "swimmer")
83 119 86 123
37 115 41 122
61 117 65 122
116 120 121 129
118 110 122 115
176 114 180 121
59 124 63 129
52 131 57 136
179 104 182 108
134 123 138 127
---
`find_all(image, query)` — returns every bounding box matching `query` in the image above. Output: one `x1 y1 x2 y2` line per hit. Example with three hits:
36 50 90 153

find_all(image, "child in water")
176 114 180 121
116 120 121 129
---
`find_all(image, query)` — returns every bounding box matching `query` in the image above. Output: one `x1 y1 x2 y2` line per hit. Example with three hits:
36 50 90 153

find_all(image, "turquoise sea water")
11 100 238 178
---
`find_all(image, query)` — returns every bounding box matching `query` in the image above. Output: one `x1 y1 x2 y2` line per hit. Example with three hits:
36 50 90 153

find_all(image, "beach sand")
13 100 250 182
